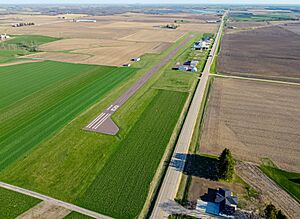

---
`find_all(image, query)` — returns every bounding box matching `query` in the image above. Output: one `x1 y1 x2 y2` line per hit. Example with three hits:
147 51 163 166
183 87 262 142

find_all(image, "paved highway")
0 181 113 219
150 13 226 219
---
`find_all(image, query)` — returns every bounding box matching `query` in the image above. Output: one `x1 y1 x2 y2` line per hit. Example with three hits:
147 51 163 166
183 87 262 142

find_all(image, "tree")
264 204 277 219
276 210 287 219
264 204 287 219
218 148 234 181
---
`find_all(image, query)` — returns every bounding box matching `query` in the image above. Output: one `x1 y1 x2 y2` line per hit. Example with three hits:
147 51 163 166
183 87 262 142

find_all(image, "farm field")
260 160 300 203
218 26 300 81
0 35 60 64
0 187 41 219
199 77 300 172
78 90 188 218
0 33 202 218
0 12 218 66
0 61 136 170
280 22 300 35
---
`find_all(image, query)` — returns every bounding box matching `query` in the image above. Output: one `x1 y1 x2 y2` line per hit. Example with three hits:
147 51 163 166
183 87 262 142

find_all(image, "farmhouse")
173 60 198 72
194 40 210 50
196 188 238 218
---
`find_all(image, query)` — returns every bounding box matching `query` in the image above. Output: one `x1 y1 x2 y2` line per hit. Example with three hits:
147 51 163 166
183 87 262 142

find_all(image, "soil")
218 26 300 81
199 77 300 172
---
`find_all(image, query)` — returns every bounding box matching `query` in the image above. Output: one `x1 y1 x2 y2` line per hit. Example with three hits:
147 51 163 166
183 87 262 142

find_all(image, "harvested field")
200 77 300 172
218 26 300 81
24 52 91 63
280 22 300 35
120 29 186 42
36 39 168 66
0 12 218 66
16 201 71 219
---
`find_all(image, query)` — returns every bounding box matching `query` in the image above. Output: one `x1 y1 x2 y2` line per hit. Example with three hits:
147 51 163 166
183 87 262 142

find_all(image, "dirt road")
236 162 300 219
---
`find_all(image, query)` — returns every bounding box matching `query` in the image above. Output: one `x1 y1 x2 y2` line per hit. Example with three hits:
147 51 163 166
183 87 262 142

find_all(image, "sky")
0 0 300 5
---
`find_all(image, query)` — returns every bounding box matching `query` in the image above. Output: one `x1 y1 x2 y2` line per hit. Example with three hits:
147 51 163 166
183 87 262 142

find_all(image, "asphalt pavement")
150 13 226 219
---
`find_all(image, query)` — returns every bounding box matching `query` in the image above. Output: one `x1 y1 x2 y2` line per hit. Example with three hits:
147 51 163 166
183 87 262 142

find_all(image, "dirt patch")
218 26 300 81
16 201 71 219
236 162 300 219
200 77 300 172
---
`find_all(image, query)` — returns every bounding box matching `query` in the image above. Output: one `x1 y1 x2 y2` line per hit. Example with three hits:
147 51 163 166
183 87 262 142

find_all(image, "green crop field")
0 33 206 218
64 212 93 219
3 35 60 45
230 13 297 22
0 61 136 170
260 161 300 203
0 187 40 219
78 90 188 218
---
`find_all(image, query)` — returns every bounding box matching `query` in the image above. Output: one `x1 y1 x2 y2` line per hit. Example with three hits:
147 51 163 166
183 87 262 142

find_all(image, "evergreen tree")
218 148 234 181
264 204 277 219
276 210 287 219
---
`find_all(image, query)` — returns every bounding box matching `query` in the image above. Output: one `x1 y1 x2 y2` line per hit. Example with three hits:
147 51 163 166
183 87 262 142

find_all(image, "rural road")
0 181 113 219
150 13 226 219
84 34 194 135
236 162 300 219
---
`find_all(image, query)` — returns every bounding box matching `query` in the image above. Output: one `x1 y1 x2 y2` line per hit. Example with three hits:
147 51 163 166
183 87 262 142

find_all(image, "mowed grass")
77 90 188 218
64 212 93 219
0 187 41 219
0 61 136 170
260 161 300 203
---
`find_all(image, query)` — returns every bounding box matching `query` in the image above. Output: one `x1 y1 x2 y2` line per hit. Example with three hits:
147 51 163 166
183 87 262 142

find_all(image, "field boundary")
213 74 300 85
0 181 112 219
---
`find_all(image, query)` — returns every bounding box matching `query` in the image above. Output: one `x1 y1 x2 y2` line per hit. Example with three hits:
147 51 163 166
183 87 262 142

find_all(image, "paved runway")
84 34 194 135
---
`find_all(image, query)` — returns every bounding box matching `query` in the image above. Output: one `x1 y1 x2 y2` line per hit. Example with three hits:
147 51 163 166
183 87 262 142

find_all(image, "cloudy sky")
1 0 299 4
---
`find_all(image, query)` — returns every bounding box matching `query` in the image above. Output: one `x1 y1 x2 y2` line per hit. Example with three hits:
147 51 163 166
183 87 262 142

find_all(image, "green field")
230 13 297 22
0 61 136 170
0 33 206 218
0 187 40 219
0 35 60 64
78 90 188 218
64 212 93 219
260 160 300 203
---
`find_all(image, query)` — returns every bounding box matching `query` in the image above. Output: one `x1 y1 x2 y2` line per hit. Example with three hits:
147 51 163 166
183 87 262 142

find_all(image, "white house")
0 34 10 41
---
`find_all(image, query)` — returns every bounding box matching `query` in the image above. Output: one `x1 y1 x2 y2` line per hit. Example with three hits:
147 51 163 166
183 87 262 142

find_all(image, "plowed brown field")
200 77 300 172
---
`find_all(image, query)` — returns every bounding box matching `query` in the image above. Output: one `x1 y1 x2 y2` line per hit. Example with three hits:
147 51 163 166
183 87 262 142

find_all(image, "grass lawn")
0 61 136 170
78 90 188 218
260 160 300 203
0 187 41 219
